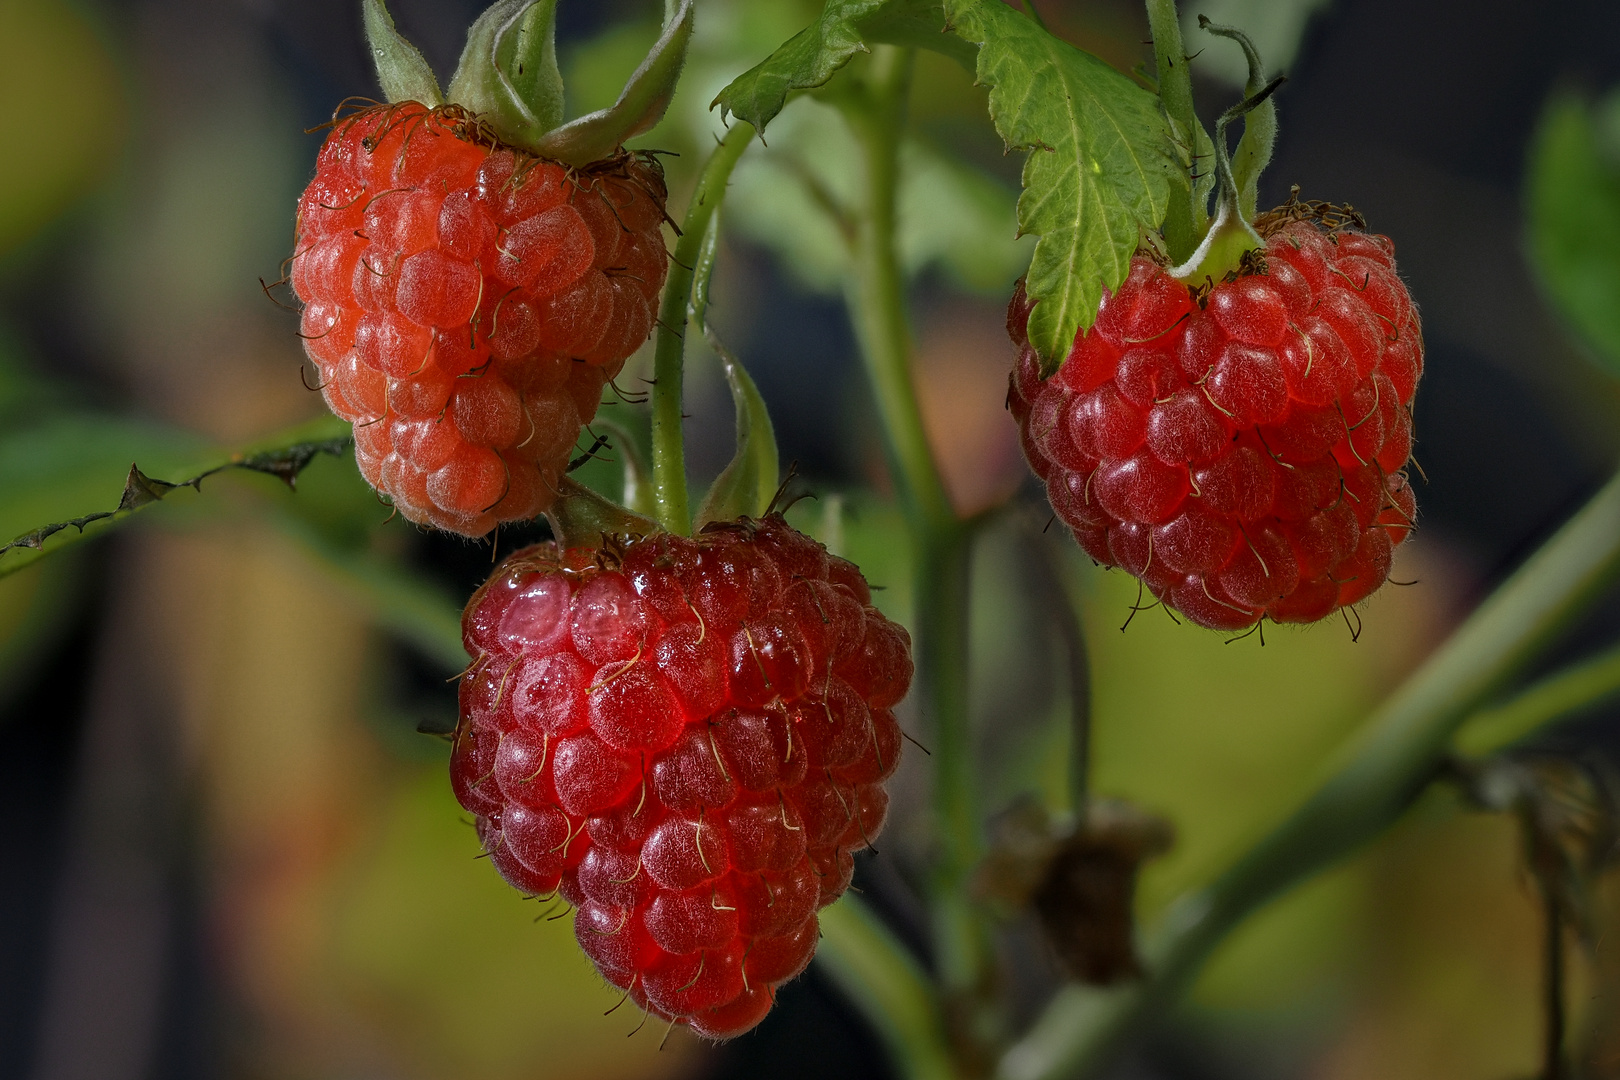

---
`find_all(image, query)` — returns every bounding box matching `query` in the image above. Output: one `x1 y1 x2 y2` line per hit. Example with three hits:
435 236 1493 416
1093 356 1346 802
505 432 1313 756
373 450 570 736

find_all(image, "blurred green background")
2 1 1619 1079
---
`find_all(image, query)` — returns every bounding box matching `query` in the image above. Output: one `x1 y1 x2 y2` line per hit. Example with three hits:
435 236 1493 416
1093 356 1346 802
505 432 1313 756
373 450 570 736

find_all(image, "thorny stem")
650 122 756 536
840 43 989 1056
1145 0 1201 263
997 465 1620 1080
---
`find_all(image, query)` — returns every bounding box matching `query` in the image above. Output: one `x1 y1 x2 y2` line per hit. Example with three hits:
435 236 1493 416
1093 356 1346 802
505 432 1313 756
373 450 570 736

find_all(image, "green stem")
841 43 986 1049
649 122 756 536
1454 638 1620 757
998 465 1620 1080
840 48 953 534
817 896 958 1080
1145 0 1201 262
1026 526 1092 818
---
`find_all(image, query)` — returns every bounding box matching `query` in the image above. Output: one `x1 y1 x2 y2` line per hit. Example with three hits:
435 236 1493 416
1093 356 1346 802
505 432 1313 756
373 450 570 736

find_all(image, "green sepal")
532 0 695 166
445 0 564 151
363 0 444 106
690 214 781 529
1168 194 1263 284
1199 17 1277 222
545 476 660 550
1169 74 1283 285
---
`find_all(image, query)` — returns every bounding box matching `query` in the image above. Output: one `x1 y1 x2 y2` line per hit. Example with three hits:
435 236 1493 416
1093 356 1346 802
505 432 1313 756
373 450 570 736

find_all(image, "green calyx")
1166 18 1284 284
546 477 660 550
360 0 694 167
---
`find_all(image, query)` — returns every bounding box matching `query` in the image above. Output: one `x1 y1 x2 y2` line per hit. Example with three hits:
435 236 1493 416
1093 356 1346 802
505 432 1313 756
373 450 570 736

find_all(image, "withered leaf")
976 796 1174 985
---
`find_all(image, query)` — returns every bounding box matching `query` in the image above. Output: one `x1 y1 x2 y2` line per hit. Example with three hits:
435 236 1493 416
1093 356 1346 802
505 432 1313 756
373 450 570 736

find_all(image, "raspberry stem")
840 43 992 1045
1144 0 1204 264
816 898 956 1080
1003 465 1620 1079
649 122 756 535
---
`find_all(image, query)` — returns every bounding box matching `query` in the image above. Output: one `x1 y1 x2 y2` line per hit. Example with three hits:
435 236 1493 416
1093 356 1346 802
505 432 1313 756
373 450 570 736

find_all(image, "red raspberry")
291 103 669 536
1010 214 1421 630
451 517 912 1037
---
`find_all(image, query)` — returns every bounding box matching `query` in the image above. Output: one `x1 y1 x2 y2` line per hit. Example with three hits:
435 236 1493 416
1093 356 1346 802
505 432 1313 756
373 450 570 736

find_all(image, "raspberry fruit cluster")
291 103 668 536
1010 212 1420 630
451 517 913 1037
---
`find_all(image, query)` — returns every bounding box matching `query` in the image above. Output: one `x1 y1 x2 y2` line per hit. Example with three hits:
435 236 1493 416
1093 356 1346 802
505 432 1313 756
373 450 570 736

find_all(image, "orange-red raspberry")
451 517 913 1037
291 103 669 536
1010 215 1421 630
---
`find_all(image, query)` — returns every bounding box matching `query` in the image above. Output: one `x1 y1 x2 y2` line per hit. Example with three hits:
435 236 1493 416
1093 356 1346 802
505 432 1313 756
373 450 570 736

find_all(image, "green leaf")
946 0 1173 370
363 0 444 106
532 0 694 165
1527 90 1620 379
0 413 351 578
690 214 780 528
713 0 974 133
446 0 563 148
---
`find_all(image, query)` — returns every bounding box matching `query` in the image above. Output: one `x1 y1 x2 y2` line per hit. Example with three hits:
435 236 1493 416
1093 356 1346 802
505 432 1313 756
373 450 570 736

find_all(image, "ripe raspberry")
1010 212 1421 630
291 103 669 536
451 517 912 1037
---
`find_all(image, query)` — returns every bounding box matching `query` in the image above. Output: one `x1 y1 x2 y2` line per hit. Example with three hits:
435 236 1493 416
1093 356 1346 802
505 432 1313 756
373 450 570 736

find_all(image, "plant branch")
841 42 987 1056
1144 0 1201 261
839 48 953 535
649 122 756 535
816 896 958 1080
1025 518 1092 817
1454 638 1620 757
998 465 1620 1080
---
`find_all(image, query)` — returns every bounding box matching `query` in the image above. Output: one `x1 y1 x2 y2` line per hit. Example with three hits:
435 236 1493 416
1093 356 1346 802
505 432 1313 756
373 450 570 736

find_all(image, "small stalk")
840 43 988 1049
817 897 959 1080
649 122 756 535
1026 523 1093 819
1144 0 1202 262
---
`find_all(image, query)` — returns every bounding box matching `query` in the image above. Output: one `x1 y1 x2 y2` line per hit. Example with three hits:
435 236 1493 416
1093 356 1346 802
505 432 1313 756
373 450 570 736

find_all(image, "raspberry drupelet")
291 103 669 536
1010 207 1421 630
451 516 913 1037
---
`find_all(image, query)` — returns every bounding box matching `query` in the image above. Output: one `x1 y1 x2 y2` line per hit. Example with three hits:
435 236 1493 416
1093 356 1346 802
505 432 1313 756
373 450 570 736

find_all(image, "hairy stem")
841 43 987 1052
817 897 958 1080
1145 0 1201 262
998 465 1620 1080
649 122 756 535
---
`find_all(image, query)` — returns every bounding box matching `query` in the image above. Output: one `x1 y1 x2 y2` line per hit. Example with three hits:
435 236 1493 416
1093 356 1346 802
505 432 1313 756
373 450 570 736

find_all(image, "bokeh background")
2 1 1619 1078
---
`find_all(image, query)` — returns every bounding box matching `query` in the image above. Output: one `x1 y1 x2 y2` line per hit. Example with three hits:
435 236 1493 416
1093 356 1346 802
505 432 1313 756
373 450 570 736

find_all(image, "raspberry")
1010 214 1421 630
291 103 669 536
451 517 912 1037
